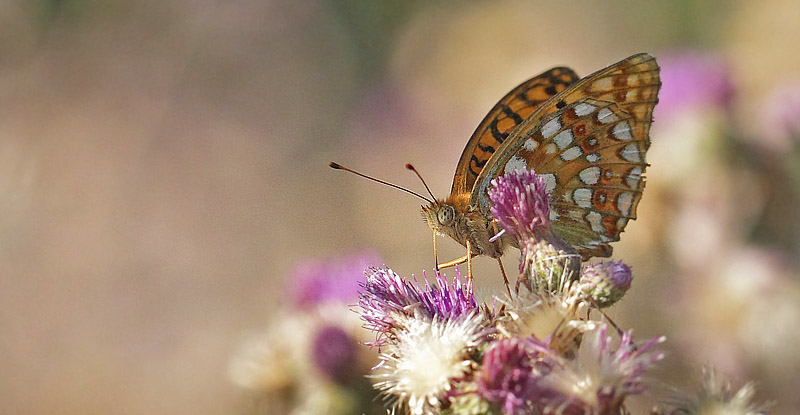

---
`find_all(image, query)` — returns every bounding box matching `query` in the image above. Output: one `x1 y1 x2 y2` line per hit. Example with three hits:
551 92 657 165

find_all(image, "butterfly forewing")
451 67 579 196
469 53 660 259
511 53 659 150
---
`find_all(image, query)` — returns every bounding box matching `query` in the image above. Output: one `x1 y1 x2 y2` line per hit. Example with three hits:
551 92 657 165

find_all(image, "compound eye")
437 206 455 225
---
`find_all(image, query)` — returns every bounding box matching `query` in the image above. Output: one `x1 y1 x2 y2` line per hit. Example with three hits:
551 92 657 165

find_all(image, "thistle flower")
359 267 478 346
578 261 634 308
497 281 591 357
475 338 538 415
488 169 581 292
488 168 552 240
532 324 665 415
664 368 769 415
372 313 487 415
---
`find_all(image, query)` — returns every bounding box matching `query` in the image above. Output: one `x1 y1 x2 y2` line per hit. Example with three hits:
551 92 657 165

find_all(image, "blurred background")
1 0 799 414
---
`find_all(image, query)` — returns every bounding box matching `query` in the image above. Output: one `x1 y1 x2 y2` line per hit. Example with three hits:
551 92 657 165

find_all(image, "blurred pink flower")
655 51 735 121
287 250 382 309
311 324 359 383
760 81 800 145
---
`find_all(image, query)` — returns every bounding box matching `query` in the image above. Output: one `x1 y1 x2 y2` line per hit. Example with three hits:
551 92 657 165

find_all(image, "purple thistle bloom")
488 169 551 242
476 338 538 415
488 169 580 289
579 261 634 308
288 251 382 309
358 267 478 346
311 325 358 383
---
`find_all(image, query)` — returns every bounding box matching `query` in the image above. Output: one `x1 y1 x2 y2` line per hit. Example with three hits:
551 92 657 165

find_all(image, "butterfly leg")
497 258 511 297
438 254 469 269
466 240 473 285
433 231 439 271
437 244 476 287
590 306 637 351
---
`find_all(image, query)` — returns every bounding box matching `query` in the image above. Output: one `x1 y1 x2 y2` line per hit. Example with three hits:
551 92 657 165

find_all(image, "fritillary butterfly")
422 53 660 265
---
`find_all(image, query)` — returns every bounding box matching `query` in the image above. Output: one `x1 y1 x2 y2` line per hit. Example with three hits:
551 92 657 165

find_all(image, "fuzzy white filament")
373 313 486 415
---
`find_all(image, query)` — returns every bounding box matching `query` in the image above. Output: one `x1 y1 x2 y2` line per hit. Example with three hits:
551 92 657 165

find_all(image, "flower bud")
578 261 633 308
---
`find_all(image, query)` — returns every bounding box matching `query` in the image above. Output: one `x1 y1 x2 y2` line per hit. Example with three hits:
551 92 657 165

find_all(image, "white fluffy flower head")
666 368 768 415
498 281 590 355
373 312 486 415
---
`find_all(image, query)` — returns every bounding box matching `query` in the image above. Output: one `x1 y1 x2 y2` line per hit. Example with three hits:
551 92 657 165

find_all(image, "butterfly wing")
471 53 660 259
451 67 579 197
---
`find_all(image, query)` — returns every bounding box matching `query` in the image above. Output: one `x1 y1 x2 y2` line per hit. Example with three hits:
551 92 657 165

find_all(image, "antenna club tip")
405 163 414 170
329 162 341 169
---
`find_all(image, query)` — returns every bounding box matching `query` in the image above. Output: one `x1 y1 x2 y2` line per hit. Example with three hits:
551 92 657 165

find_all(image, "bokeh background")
1 0 799 414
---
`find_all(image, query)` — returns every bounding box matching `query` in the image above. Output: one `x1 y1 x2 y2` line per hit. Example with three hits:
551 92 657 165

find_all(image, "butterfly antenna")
329 162 434 204
405 164 437 202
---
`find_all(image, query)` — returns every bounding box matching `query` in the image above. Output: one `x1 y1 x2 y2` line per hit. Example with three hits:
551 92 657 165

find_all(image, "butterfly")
419 53 660 270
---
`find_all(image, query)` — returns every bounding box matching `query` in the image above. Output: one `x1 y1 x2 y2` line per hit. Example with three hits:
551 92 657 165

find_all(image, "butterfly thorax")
422 195 514 259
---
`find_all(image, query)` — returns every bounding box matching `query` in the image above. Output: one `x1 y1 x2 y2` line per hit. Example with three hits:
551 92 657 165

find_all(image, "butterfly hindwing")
469 53 660 259
451 67 579 196
540 100 647 257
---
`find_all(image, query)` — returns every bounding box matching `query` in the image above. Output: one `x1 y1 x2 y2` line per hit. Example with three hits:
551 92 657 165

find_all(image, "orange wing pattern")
513 53 659 151
471 53 660 259
451 67 579 196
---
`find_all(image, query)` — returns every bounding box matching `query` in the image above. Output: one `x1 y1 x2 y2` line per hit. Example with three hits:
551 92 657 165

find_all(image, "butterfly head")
421 201 457 235
422 195 503 258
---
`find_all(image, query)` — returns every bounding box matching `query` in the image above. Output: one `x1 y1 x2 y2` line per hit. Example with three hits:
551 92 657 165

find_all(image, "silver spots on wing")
574 102 597 116
573 188 592 208
617 192 634 216
626 167 643 189
561 146 582 161
553 130 574 149
586 211 604 233
542 118 561 138
579 166 601 185
597 107 618 124
613 121 633 141
504 155 528 173
620 143 642 162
